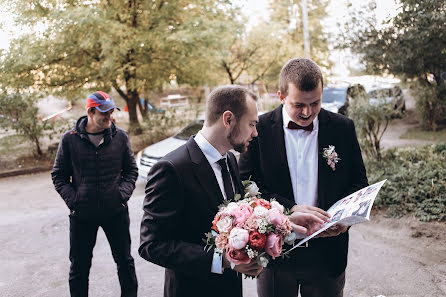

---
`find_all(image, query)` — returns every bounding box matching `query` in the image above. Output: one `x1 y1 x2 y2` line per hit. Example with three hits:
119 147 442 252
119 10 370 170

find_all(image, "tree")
0 93 53 156
343 0 446 95
0 0 237 132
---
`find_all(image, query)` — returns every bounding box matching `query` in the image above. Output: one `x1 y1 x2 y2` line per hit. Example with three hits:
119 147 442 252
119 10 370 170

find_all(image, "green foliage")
412 82 446 131
348 93 394 160
342 1 446 87
0 93 54 156
366 143 446 221
1 0 238 128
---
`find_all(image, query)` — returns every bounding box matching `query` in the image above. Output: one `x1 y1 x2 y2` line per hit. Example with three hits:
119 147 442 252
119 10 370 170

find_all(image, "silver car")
135 118 205 181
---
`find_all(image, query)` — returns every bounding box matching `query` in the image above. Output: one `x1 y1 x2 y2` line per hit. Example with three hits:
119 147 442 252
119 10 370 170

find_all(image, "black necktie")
217 158 234 201
287 121 313 132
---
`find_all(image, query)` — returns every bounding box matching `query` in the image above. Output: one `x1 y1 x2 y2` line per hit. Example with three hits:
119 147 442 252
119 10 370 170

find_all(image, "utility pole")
302 0 310 57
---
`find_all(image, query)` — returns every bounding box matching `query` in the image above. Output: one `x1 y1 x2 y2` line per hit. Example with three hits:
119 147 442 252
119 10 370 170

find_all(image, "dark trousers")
257 266 345 297
68 209 138 297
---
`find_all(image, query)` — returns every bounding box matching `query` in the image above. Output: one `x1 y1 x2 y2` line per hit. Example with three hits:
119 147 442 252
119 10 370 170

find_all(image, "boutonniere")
322 145 340 171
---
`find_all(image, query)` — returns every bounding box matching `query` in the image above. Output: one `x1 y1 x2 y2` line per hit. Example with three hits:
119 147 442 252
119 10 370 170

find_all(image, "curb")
0 166 53 179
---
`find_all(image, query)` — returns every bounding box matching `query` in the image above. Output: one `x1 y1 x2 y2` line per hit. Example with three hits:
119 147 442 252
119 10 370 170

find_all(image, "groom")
239 58 368 296
139 85 264 297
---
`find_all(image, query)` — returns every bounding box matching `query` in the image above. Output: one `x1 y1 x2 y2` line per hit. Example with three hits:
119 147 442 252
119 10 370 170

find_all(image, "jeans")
68 209 138 297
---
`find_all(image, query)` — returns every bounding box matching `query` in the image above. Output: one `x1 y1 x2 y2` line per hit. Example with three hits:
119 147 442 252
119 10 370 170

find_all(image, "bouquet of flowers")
203 180 297 269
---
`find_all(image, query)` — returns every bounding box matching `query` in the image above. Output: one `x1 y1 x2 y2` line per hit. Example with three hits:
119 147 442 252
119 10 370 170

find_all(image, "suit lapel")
317 109 331 209
186 137 224 210
270 106 294 199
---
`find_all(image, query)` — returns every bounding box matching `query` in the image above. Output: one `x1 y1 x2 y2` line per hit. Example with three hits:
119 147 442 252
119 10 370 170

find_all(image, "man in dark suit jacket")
239 58 368 297
139 85 265 297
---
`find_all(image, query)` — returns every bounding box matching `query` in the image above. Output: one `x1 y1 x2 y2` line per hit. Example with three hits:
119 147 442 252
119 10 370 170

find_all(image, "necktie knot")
287 121 313 132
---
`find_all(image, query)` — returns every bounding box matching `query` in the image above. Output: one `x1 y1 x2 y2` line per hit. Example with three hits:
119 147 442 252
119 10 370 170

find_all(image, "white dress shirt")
282 107 319 207
194 131 234 274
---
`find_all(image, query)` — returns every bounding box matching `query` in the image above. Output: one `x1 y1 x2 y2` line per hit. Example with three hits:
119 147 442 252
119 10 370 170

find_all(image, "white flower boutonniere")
322 145 340 171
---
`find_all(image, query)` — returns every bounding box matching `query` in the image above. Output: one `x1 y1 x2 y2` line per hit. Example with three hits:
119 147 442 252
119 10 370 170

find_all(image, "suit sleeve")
343 120 368 196
139 160 214 279
51 133 76 209
239 136 296 210
119 133 138 202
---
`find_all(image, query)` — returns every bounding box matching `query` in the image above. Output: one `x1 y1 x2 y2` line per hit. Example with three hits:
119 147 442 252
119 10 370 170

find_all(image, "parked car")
368 85 405 111
321 84 368 115
135 118 204 181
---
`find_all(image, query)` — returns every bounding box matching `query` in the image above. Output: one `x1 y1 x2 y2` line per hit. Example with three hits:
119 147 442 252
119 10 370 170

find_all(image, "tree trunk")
34 137 42 157
127 92 140 130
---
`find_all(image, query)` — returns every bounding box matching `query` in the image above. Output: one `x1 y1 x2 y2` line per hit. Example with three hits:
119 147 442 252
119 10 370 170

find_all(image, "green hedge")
366 143 446 221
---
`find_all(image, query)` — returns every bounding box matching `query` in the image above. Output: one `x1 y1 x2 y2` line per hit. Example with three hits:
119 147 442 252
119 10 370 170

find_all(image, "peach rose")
215 234 229 251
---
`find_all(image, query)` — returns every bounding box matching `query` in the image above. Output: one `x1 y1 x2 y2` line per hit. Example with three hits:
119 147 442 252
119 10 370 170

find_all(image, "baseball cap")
85 91 121 112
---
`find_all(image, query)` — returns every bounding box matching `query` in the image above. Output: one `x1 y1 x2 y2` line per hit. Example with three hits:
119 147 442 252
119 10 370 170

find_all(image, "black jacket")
51 116 138 218
139 137 243 297
238 107 368 276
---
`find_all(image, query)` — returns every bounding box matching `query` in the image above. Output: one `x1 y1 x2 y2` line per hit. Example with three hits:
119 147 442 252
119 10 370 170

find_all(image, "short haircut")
205 85 258 125
279 58 324 97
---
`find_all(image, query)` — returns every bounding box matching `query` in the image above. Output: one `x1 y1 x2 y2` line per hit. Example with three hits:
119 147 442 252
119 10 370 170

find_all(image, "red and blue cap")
85 91 120 112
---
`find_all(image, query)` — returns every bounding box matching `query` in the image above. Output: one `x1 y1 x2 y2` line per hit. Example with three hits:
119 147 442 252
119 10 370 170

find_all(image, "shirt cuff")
211 250 224 274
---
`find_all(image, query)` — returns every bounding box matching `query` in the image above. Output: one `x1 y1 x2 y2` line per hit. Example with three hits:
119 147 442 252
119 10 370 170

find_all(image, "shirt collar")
282 105 319 132
194 130 227 164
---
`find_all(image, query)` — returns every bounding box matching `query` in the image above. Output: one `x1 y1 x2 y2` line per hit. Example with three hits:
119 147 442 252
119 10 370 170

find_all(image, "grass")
400 126 446 142
0 134 29 155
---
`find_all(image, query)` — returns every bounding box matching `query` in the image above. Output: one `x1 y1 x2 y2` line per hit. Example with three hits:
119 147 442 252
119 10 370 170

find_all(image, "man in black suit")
139 85 265 297
239 58 368 297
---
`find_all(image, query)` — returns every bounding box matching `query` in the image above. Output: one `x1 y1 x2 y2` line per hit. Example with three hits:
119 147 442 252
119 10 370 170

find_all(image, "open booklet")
288 179 387 252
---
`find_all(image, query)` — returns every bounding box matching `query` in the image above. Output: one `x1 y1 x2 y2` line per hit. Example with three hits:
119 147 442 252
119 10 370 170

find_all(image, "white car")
135 118 205 181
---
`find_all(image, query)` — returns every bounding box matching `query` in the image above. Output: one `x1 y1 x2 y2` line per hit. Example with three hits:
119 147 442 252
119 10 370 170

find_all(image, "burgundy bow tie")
287 121 313 132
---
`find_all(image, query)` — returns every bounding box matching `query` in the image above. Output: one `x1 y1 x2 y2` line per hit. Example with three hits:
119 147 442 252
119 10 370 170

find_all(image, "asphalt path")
1 172 445 297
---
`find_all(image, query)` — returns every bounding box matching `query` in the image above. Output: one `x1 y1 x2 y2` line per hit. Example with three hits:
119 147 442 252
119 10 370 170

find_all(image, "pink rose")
225 246 251 265
232 204 253 226
228 227 249 250
215 234 229 251
268 208 287 227
265 233 282 259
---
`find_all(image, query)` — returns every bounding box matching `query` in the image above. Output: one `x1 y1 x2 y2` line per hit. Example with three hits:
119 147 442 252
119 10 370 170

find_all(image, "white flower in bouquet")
245 181 260 197
228 227 249 249
253 205 268 217
270 200 285 213
216 216 233 233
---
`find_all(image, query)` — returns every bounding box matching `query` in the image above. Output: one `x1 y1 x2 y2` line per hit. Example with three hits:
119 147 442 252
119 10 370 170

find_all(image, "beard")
227 123 247 153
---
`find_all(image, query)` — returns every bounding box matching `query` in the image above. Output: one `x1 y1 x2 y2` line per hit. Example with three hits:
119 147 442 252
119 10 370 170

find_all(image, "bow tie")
287 121 313 132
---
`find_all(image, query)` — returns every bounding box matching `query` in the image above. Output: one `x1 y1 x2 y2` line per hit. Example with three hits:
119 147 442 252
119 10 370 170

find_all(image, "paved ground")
1 172 445 297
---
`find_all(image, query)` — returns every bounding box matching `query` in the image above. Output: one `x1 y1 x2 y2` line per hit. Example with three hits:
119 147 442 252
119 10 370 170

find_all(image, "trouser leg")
300 272 345 297
257 266 298 297
102 210 138 297
69 215 99 297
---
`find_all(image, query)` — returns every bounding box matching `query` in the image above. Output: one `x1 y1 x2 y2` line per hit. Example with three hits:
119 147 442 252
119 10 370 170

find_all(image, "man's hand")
290 205 331 222
288 212 326 235
223 255 263 276
317 224 348 238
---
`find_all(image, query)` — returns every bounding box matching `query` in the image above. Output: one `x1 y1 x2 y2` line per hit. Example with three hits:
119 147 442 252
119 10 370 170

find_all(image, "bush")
413 82 445 131
366 143 446 221
349 97 395 160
